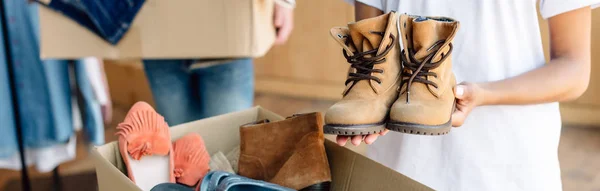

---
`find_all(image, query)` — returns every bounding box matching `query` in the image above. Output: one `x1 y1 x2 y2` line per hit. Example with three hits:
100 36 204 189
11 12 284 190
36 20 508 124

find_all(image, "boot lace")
342 32 396 86
400 40 453 103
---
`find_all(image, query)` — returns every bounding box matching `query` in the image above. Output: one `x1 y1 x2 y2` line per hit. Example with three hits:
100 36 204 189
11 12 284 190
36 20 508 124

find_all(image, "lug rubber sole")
323 122 386 135
300 181 331 191
387 101 455 135
386 119 451 135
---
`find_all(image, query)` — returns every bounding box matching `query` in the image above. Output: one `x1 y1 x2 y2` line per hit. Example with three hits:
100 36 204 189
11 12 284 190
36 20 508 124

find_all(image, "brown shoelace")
343 31 396 86
400 40 452 103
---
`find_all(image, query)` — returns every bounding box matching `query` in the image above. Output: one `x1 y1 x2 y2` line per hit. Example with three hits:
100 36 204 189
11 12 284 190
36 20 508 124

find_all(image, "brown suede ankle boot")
324 12 401 135
387 14 460 135
238 112 331 191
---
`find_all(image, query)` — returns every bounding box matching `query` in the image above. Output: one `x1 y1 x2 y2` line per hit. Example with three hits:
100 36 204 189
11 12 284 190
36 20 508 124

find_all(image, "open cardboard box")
38 0 275 59
91 107 431 191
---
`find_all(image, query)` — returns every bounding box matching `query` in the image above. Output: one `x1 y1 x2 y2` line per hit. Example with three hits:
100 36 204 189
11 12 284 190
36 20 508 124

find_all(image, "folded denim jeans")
201 171 294 191
150 171 294 191
151 183 194 191
216 176 295 191
39 0 145 44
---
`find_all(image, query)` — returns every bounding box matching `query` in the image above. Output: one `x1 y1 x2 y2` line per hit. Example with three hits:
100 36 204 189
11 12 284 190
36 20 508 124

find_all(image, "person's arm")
452 6 592 126
355 2 383 21
338 4 592 146
273 2 294 44
99 60 113 124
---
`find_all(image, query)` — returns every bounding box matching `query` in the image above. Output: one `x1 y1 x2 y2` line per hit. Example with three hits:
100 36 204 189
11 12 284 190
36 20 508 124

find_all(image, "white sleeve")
344 0 385 11
82 57 109 105
539 0 600 19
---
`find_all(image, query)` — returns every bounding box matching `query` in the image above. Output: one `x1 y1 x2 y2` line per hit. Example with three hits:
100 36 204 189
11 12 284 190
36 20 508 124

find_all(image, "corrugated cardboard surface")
39 0 275 59
92 107 431 191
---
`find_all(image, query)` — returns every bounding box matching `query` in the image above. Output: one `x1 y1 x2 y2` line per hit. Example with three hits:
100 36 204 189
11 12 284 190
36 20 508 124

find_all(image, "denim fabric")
200 171 295 191
74 61 105 145
42 0 145 44
0 1 104 158
151 183 194 191
0 20 18 158
217 177 296 191
4 0 70 149
143 59 254 126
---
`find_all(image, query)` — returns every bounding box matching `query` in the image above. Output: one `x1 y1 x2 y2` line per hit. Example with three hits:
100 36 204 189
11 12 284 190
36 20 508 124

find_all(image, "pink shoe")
173 133 211 190
116 102 175 190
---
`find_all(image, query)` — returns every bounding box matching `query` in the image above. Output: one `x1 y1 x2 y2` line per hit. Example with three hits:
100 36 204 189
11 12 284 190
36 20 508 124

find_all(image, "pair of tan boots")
324 12 460 136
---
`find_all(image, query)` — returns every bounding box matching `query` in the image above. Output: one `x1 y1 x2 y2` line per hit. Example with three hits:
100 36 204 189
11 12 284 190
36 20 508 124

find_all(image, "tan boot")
324 12 401 135
238 112 331 191
387 14 460 135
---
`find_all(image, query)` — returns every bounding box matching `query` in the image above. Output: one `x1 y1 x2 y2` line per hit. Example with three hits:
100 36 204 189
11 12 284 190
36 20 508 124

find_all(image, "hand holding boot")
335 129 389 146
452 82 485 127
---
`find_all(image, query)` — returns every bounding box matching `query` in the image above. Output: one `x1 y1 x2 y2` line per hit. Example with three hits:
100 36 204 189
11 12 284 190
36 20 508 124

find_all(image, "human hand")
101 101 113 125
452 82 486 127
273 3 294 45
99 59 113 124
334 82 483 146
335 129 390 146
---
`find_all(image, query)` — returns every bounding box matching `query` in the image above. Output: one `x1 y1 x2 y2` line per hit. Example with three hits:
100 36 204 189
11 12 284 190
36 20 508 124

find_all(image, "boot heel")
300 181 331 191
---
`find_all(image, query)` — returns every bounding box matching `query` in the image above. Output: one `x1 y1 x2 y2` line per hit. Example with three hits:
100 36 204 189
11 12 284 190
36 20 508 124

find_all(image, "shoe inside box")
127 154 170 191
93 107 432 191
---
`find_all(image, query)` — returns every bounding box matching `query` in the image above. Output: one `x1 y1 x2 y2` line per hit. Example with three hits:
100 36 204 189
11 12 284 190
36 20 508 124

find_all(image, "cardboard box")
91 107 431 191
39 0 276 59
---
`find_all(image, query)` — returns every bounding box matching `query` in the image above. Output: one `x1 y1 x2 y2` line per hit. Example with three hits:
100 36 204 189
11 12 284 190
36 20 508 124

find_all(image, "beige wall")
255 1 600 126
104 60 155 107
254 0 353 100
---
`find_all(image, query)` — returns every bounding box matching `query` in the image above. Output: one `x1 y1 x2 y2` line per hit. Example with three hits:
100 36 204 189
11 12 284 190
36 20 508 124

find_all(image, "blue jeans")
0 1 104 158
41 0 145 44
143 59 254 126
0 24 17 157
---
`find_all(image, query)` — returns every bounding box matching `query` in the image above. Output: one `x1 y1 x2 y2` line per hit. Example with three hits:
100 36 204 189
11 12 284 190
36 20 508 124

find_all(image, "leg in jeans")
143 59 254 126
143 59 203 125
192 59 254 118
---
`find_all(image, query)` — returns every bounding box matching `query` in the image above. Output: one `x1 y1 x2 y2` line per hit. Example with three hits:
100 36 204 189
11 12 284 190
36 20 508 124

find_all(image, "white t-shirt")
349 0 600 190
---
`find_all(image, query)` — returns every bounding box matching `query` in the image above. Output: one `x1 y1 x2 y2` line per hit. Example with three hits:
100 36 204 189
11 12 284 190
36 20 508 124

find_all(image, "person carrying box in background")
143 0 295 126
335 0 598 190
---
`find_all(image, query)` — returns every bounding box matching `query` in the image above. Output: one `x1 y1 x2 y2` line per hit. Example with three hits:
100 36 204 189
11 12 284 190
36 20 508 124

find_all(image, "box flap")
169 106 284 154
325 141 432 191
92 143 142 191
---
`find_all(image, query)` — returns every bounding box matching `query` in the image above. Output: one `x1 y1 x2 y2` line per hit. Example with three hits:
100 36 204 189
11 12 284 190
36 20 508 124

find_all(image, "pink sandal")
173 133 211 190
116 102 175 190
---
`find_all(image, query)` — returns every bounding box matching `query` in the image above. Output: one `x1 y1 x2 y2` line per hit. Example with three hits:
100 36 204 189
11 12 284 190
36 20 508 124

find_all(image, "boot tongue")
347 13 389 53
412 18 443 61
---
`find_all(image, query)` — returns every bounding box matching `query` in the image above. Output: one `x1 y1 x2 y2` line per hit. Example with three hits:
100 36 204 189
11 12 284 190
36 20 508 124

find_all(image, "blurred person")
0 0 111 171
336 0 597 190
143 1 294 125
